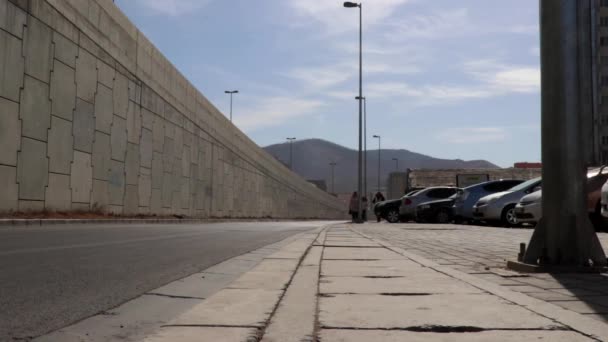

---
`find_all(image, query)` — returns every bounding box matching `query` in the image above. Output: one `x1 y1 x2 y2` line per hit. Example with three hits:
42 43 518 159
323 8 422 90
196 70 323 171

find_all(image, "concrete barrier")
0 0 345 219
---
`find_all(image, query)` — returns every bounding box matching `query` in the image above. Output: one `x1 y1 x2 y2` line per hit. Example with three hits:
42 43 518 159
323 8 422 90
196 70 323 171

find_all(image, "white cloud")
290 0 411 33
507 24 538 35
465 59 540 94
530 46 540 57
435 127 508 144
384 8 471 41
135 0 212 16
235 97 323 131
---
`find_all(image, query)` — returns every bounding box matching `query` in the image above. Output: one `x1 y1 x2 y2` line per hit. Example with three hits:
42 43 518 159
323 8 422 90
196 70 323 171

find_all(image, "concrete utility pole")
356 96 367 199
520 0 606 268
330 162 337 194
286 137 296 171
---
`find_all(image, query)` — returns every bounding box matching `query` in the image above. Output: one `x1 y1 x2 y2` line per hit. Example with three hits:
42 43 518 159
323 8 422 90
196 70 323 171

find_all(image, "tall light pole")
356 96 367 199
392 158 398 171
373 135 381 193
286 137 296 171
329 162 337 194
224 90 238 122
344 1 363 222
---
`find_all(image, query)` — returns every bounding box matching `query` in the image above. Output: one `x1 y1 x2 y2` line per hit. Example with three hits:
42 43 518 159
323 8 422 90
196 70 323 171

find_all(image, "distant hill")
263 139 499 194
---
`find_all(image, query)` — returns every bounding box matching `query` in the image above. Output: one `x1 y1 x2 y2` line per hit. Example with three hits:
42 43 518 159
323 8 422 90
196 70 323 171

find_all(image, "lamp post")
392 158 398 171
224 90 238 122
286 137 296 170
329 162 337 194
344 1 363 222
356 96 367 199
373 135 381 193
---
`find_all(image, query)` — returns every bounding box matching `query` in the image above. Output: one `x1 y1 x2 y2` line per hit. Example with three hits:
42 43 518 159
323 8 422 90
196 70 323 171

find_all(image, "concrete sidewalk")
141 223 608 341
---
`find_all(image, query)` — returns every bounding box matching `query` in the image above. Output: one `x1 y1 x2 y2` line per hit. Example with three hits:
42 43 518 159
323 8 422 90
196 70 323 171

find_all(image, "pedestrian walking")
349 191 359 222
372 192 385 222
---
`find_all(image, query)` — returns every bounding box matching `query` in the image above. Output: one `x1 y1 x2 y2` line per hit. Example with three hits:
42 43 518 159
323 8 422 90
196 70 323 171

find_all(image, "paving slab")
251 259 299 273
143 327 257 342
227 271 292 290
322 260 422 277
319 293 561 329
171 288 282 327
319 330 593 342
262 266 318 342
323 247 405 260
321 275 484 295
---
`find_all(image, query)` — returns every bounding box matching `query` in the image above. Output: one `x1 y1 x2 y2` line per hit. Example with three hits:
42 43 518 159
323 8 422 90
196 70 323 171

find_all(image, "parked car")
473 177 542 227
521 167 608 230
415 189 464 224
452 179 525 223
374 190 422 223
399 187 460 221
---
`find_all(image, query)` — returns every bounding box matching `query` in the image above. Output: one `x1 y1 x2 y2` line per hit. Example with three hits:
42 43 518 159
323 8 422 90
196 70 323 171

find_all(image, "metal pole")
286 137 296 170
356 4 363 223
522 0 606 267
377 136 381 192
229 93 233 122
364 97 367 200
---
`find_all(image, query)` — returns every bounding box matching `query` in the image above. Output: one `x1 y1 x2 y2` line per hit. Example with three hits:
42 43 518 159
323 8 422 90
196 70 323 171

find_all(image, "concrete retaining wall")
0 0 345 218
409 168 542 188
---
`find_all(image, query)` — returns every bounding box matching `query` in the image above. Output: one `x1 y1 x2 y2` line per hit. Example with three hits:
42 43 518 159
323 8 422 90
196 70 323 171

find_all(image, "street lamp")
286 137 296 170
344 1 363 223
329 162 337 194
224 90 238 122
392 158 399 171
356 96 367 199
373 135 381 193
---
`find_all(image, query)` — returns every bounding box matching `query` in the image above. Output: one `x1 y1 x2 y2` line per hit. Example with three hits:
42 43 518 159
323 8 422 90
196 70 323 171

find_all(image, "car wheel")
435 209 451 224
501 205 518 227
386 210 400 223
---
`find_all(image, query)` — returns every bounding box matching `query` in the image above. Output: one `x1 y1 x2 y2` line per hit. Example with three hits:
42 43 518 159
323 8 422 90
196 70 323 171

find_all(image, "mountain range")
263 139 499 194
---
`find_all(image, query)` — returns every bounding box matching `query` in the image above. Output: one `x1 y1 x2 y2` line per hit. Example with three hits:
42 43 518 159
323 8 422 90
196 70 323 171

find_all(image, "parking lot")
353 222 608 322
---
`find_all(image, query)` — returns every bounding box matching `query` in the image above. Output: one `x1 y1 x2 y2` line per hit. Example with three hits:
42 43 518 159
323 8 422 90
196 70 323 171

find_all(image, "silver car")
452 179 524 222
399 187 459 221
514 190 542 225
472 177 542 226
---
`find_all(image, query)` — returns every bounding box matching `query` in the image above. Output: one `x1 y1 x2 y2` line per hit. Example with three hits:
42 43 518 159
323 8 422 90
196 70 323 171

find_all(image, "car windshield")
449 189 464 199
403 190 419 197
507 177 541 192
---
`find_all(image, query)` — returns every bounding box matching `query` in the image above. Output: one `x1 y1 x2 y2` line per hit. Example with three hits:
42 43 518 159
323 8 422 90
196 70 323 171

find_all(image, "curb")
0 218 347 227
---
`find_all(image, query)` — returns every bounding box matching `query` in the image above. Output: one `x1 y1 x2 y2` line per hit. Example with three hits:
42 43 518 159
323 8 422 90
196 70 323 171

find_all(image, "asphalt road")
0 221 332 340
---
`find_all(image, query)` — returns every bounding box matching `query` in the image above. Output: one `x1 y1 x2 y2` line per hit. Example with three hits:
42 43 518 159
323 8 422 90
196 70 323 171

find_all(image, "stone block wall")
0 0 345 218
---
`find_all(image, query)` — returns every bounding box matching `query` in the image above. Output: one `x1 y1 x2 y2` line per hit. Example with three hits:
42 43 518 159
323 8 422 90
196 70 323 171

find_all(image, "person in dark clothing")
349 191 358 222
372 192 386 222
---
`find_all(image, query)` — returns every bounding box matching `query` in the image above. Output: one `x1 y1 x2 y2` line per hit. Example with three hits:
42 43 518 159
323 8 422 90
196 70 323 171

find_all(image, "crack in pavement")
321 325 570 333
144 293 206 300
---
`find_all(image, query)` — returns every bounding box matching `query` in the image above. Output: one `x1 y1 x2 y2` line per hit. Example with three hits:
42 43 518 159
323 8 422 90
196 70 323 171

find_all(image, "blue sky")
115 0 540 167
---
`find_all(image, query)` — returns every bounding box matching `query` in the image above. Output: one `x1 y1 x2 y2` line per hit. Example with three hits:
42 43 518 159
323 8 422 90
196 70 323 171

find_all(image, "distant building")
514 162 542 169
407 168 541 189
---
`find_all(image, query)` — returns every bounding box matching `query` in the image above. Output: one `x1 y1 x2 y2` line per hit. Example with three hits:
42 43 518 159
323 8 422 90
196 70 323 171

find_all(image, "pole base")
507 260 607 273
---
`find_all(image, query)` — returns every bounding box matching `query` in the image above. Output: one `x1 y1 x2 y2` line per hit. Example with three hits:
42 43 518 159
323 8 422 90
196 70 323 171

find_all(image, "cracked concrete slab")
143 327 258 342
250 259 299 273
323 247 404 260
322 260 422 277
319 293 562 330
318 330 593 342
227 271 292 290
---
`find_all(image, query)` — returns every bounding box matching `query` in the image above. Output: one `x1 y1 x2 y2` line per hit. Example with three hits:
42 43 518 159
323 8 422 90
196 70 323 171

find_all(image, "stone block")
162 138 174 173
19 200 44 212
125 143 140 185
94 84 113 134
92 131 111 180
71 151 92 204
73 98 95 152
151 152 163 189
0 165 18 212
150 188 161 212
17 137 49 201
24 16 52 83
0 29 24 102
50 60 76 121
113 72 128 118
48 116 73 174
97 60 114 89
126 101 142 144
138 167 151 207
180 177 189 209
0 0 26 38
0 97 20 166
109 160 125 205
91 179 108 210
182 146 191 177
110 115 127 161
45 173 71 210
161 172 172 208
20 75 51 141
124 184 138 214
139 128 153 168
141 107 154 129
152 115 164 152
128 80 141 104
52 32 78 68
75 48 97 103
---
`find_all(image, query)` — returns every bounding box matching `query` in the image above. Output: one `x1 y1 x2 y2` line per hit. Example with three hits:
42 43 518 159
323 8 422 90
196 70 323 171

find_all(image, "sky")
115 0 541 168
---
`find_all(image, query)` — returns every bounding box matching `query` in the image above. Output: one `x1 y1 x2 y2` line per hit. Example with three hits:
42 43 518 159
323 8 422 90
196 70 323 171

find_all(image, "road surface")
0 221 332 340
